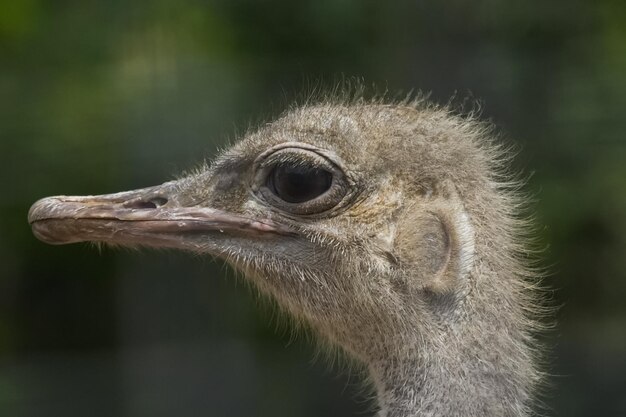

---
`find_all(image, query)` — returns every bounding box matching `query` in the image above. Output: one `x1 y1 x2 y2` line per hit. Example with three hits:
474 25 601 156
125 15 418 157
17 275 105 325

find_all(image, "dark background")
1 1 625 416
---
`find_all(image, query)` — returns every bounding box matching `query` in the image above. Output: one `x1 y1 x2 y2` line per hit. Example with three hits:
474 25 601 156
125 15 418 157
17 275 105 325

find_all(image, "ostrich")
28 97 544 416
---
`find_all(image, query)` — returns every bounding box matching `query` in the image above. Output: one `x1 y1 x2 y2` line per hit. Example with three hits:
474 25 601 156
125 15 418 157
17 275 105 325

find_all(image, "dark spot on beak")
123 197 169 210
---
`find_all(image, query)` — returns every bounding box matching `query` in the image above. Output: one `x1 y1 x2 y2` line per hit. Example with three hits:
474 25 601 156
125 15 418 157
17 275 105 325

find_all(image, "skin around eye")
251 144 356 216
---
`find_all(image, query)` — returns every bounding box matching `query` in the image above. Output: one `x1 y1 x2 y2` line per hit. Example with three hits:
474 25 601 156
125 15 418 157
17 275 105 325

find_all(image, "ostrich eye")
253 145 353 216
267 164 333 203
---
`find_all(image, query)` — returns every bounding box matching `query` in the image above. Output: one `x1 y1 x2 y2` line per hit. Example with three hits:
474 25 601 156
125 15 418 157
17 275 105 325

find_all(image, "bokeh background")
1 1 625 416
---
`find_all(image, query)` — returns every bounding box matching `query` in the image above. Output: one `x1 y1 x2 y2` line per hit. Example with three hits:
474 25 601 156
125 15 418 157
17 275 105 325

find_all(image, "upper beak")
28 180 291 250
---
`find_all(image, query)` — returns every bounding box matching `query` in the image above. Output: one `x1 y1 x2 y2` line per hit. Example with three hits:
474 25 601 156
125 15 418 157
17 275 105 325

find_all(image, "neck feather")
369 325 534 416
367 269 537 417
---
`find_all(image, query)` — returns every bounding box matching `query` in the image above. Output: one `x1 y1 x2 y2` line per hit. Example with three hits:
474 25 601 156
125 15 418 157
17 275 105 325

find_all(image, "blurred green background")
1 1 625 416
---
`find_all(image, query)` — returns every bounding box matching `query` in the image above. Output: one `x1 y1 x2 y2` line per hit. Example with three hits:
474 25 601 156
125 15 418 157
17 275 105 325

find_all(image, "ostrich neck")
369 337 531 417
367 300 533 417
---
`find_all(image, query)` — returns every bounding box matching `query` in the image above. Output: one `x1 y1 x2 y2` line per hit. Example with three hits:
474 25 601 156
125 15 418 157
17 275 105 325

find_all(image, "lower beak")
28 181 290 249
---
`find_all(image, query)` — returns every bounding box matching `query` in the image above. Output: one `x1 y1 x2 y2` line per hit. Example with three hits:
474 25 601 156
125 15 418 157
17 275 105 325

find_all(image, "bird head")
29 102 494 361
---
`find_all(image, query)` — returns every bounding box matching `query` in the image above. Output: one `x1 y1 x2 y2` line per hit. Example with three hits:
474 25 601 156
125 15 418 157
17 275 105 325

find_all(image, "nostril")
150 197 168 207
125 197 168 210
125 201 157 209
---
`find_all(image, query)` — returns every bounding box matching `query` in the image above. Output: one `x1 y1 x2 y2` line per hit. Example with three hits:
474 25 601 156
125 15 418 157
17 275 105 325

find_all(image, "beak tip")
29 196 85 245
28 197 59 244
28 196 60 224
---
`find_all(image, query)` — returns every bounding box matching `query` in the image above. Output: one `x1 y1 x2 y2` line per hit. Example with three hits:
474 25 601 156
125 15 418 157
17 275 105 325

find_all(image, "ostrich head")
29 100 542 416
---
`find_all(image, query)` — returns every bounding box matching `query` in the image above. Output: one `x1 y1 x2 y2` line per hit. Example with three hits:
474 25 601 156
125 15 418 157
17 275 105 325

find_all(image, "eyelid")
253 142 344 168
258 150 332 171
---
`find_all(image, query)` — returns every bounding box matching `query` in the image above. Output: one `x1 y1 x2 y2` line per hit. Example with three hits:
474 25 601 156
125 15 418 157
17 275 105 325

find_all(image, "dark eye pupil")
268 164 333 204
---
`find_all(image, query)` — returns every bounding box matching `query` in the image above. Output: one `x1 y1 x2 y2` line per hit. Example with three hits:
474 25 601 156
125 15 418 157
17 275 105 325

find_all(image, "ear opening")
427 202 475 294
394 181 475 295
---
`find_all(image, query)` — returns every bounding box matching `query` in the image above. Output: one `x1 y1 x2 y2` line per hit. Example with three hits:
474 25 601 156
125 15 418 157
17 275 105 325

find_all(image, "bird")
28 95 545 416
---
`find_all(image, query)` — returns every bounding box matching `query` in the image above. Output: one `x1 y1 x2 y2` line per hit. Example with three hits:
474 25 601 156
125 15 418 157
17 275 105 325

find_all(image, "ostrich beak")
28 181 291 250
